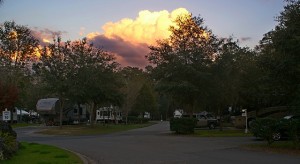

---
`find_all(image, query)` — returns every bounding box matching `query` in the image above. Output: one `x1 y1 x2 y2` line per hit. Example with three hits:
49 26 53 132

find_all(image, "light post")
242 109 248 133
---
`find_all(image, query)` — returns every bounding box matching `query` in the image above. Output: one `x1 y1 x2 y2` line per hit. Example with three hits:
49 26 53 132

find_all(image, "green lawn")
11 123 38 128
193 129 253 137
244 141 300 156
38 122 155 136
2 142 82 164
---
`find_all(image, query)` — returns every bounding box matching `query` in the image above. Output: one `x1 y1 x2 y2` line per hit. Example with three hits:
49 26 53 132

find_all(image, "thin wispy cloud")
31 27 67 46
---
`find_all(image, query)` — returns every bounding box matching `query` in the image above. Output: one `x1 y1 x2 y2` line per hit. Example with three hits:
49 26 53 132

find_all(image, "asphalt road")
16 122 300 164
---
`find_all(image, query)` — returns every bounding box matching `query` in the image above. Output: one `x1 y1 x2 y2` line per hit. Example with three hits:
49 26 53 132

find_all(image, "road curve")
16 121 300 164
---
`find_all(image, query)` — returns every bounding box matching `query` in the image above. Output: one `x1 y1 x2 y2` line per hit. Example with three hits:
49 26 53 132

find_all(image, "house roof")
36 98 59 111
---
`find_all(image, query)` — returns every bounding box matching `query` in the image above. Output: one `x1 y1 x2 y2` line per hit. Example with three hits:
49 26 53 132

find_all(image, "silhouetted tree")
0 21 39 113
147 14 221 114
66 38 123 124
257 0 300 111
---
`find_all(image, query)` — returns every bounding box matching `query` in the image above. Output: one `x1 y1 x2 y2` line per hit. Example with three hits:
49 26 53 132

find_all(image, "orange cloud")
42 38 50 43
87 8 190 68
101 8 190 45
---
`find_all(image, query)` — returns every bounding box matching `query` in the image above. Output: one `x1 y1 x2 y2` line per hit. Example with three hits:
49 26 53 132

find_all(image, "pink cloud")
87 34 150 68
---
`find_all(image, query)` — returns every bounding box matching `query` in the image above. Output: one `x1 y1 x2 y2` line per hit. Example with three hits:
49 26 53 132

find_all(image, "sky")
0 0 285 68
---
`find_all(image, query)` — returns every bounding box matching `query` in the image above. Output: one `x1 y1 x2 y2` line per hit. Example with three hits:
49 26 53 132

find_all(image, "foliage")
0 81 19 111
33 37 71 127
257 0 300 109
0 122 18 160
0 21 39 111
0 21 39 69
0 133 18 160
251 118 279 145
131 83 157 118
147 14 222 114
287 119 300 149
65 38 123 124
170 117 197 134
120 67 148 123
212 40 260 114
34 37 123 125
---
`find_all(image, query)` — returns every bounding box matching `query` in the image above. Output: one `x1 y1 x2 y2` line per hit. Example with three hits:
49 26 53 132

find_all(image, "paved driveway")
16 122 300 164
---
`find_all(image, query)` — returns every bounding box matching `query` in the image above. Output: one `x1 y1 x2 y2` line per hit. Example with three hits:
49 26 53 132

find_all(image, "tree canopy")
257 0 300 109
146 14 222 113
0 21 39 112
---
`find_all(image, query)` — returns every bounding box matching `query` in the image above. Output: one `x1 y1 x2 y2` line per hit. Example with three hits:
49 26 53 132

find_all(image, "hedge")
0 121 19 160
170 117 197 134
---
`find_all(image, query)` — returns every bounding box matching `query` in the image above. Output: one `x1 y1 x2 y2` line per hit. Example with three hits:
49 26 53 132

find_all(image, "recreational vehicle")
96 106 122 123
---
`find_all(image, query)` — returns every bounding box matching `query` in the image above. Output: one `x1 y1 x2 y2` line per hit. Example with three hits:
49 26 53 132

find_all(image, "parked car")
272 115 300 141
182 111 218 129
195 113 218 129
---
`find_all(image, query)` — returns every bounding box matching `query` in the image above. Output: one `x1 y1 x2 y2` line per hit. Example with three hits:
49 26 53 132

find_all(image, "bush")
251 118 279 145
288 119 300 149
170 117 197 134
0 121 19 160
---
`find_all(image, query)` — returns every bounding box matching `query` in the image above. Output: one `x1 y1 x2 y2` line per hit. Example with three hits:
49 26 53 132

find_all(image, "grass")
193 128 253 137
2 142 83 164
11 123 39 128
38 122 155 136
244 141 300 156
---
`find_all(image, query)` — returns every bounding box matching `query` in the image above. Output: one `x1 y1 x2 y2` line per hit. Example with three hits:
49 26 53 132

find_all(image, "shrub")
251 118 279 145
0 132 19 160
288 119 300 149
170 117 197 134
0 121 19 160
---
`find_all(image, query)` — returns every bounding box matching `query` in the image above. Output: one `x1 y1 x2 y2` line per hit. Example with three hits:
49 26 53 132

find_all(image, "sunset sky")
0 0 285 67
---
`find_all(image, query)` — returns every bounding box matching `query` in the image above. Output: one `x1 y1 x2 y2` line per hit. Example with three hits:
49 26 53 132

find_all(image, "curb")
68 149 97 164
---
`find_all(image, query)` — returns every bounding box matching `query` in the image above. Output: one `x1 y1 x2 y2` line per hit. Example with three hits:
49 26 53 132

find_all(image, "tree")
212 39 261 129
120 67 147 123
66 38 123 124
34 37 71 128
146 14 221 114
131 83 157 119
0 21 39 69
257 0 300 111
34 37 123 126
0 21 39 113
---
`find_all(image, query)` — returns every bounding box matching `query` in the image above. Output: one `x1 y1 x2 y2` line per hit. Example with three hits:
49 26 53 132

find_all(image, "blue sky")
0 0 285 67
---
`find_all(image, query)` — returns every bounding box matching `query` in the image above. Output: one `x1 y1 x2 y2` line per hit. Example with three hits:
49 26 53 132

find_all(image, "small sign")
3 110 11 121
242 113 247 117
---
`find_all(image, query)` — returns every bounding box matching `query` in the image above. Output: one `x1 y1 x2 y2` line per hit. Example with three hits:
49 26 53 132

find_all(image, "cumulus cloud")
102 8 189 45
87 8 190 68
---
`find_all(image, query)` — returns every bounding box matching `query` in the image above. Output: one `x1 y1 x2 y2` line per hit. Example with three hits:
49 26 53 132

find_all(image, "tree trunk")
59 97 65 129
88 101 97 126
218 106 223 131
